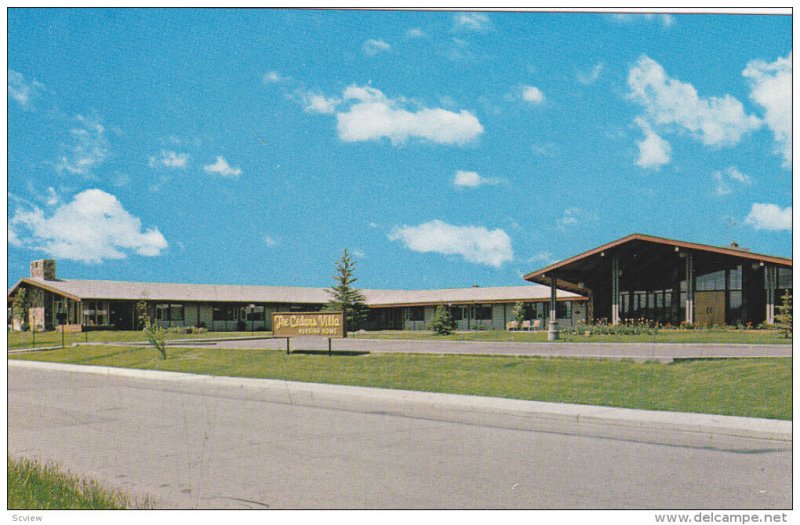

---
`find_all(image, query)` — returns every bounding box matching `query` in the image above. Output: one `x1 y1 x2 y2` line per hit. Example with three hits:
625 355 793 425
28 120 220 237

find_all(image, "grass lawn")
354 329 792 344
7 456 149 509
10 345 791 420
6 329 267 350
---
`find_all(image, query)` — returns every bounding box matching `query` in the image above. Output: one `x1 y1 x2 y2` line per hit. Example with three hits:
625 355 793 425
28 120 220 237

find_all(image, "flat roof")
8 278 585 306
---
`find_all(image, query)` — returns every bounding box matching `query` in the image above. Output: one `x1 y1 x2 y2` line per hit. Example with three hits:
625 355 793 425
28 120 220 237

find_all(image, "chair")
521 320 531 331
532 319 541 332
506 321 518 331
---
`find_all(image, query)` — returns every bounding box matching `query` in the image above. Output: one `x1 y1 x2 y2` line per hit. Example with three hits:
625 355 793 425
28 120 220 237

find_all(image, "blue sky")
7 9 792 289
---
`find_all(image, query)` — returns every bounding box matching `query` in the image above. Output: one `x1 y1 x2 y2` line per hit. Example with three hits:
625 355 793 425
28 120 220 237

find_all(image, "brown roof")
524 233 791 283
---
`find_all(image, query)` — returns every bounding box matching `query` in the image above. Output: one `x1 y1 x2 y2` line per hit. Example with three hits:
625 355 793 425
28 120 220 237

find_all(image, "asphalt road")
170 336 792 361
8 364 791 509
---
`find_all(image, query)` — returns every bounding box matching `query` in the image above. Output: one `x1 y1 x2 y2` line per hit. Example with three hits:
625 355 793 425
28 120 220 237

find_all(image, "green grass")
354 329 792 344
6 329 265 350
10 345 791 420
7 456 150 509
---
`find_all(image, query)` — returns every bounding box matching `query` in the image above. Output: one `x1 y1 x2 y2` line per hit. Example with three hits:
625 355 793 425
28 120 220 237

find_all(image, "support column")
611 255 620 325
685 251 694 325
765 265 776 325
548 274 559 341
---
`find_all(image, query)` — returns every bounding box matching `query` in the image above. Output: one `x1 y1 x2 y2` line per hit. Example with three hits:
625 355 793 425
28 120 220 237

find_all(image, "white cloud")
335 85 483 146
453 170 500 188
362 39 391 56
628 55 761 147
8 69 45 109
389 219 513 268
744 203 792 231
634 117 671 169
577 63 604 85
303 93 340 114
9 189 168 263
203 156 242 177
353 249 366 258
531 142 558 157
454 13 490 31
45 187 59 206
521 85 545 104
612 13 674 27
742 52 792 168
406 28 425 38
527 251 555 265
149 150 189 169
56 115 110 176
713 166 752 196
558 207 583 228
263 71 283 84
263 235 278 247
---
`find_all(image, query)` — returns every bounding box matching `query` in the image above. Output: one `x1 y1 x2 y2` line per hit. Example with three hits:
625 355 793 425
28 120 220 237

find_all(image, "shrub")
429 306 455 335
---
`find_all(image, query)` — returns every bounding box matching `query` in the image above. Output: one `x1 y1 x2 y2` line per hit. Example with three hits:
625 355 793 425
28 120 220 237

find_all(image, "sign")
272 312 345 338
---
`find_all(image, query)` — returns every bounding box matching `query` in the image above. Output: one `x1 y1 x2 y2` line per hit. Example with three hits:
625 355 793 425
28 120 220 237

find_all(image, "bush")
429 306 455 335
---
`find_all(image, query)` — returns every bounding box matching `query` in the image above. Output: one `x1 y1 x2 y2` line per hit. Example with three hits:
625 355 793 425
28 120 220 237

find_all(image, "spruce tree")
775 290 792 338
325 249 368 333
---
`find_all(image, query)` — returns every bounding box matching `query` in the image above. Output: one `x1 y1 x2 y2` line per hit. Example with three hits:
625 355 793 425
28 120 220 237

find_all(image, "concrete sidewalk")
9 359 791 442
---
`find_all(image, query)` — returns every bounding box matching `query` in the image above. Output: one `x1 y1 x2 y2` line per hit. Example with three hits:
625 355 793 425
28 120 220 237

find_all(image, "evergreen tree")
12 288 29 331
775 290 792 338
325 249 368 333
512 301 526 327
430 305 455 335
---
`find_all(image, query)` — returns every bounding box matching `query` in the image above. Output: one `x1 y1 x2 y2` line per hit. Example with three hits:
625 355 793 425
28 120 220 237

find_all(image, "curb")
8 359 791 442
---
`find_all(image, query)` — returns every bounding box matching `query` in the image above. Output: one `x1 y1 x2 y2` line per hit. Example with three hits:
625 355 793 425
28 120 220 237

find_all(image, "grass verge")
7 456 150 509
7 329 265 350
10 345 791 420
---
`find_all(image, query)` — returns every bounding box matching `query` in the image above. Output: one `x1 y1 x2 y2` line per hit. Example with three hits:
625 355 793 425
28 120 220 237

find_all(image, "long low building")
7 260 587 332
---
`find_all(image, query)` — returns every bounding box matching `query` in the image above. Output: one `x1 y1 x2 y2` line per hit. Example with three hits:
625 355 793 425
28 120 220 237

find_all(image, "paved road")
8 363 790 509
168 337 792 361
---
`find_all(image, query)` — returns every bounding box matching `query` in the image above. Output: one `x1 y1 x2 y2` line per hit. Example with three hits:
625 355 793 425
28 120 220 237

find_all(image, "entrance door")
695 291 726 326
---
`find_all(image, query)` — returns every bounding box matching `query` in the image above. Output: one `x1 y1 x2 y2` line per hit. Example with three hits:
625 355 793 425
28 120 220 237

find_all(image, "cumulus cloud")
203 156 242 177
406 28 425 38
634 117 671 169
8 69 45 109
263 71 284 84
56 115 110 176
454 12 491 31
389 219 513 268
743 52 792 168
521 85 545 104
333 85 483 146
744 203 792 231
453 170 499 188
149 150 189 169
628 55 761 148
362 39 391 56
263 235 278 247
303 93 340 114
9 189 168 263
712 166 752 196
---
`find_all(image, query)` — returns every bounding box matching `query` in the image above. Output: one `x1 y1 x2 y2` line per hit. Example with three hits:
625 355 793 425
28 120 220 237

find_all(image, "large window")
213 304 235 321
82 300 109 326
449 306 463 321
556 301 572 319
474 305 493 320
241 305 264 321
408 307 425 322
156 304 184 322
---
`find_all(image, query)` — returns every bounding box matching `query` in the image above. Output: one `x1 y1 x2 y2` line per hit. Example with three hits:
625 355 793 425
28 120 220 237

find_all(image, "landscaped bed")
10 345 791 420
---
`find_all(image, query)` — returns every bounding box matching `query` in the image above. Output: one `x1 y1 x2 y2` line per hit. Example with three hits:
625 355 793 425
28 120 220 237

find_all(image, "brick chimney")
30 259 56 280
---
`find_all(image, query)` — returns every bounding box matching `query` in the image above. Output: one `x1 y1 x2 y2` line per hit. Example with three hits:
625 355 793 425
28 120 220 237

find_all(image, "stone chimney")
727 242 750 253
30 259 56 280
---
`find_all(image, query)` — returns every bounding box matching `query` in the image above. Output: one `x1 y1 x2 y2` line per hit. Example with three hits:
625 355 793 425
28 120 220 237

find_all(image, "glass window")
449 307 463 321
242 305 264 321
728 266 743 290
778 268 792 289
170 304 184 322
408 307 425 321
697 270 726 291
475 305 492 320
556 301 572 319
213 304 235 321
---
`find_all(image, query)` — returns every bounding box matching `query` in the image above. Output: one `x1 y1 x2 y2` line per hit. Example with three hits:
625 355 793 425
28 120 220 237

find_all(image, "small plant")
775 290 792 338
512 301 526 327
137 300 167 359
429 305 455 335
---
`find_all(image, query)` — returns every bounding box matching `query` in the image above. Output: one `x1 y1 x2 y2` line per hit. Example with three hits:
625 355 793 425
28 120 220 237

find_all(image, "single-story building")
7 259 586 332
524 233 792 327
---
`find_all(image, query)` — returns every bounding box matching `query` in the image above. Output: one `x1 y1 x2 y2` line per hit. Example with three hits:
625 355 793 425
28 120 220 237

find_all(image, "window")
213 304 235 321
82 300 108 326
156 304 185 322
697 270 726 291
474 305 493 320
242 305 264 321
408 307 425 322
728 266 743 290
778 268 792 289
449 307 463 321
556 301 572 319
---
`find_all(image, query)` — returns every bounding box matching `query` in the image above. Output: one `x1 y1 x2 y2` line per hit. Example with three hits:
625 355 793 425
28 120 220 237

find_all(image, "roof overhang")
7 278 82 302
524 233 792 288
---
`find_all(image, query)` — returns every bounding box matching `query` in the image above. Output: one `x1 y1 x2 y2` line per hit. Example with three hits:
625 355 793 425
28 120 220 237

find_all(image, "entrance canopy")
523 233 792 326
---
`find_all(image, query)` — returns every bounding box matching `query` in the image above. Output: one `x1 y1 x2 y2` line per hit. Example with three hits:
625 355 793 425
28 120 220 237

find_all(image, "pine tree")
12 288 29 331
325 249 368 333
775 290 792 338
430 305 455 335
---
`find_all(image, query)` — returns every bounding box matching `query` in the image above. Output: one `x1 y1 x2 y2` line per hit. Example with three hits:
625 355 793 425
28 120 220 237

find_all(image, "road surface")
8 363 791 509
